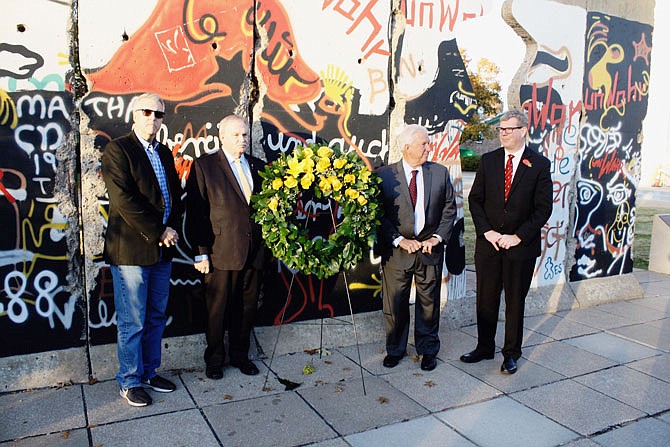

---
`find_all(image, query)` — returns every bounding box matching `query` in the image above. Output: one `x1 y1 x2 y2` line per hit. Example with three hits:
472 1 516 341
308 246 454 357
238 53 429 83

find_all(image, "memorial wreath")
252 144 382 279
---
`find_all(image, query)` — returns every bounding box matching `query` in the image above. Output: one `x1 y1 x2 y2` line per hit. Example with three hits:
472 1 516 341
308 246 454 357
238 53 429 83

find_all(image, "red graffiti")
0 169 17 203
252 1 321 104
323 0 391 60
428 129 460 162
402 0 484 33
522 79 582 131
583 65 649 112
589 151 623 179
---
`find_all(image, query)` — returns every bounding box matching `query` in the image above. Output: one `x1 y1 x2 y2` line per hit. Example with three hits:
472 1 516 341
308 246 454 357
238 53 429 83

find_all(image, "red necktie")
504 154 514 201
409 170 418 209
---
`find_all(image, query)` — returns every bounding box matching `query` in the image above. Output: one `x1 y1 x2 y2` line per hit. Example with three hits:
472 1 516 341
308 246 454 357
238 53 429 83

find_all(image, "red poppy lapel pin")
522 158 532 168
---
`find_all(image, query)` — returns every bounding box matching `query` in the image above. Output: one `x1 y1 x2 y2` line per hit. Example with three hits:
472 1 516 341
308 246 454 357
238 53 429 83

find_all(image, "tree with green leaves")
460 51 503 145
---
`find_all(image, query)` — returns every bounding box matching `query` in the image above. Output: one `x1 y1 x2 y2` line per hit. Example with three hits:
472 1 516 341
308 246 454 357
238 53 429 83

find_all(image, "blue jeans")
111 261 171 389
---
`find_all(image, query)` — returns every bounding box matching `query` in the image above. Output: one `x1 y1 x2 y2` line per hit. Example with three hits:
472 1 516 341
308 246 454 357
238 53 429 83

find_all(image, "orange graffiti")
87 0 320 109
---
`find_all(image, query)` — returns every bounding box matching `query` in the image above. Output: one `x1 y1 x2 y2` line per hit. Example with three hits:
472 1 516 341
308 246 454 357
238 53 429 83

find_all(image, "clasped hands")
399 236 440 255
194 259 210 274
159 227 179 247
484 230 520 251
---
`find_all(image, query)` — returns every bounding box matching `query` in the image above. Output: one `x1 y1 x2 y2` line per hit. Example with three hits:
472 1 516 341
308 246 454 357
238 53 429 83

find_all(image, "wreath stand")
261 202 368 395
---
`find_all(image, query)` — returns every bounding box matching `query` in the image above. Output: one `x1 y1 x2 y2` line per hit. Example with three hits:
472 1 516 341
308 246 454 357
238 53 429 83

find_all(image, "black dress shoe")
420 354 437 371
205 365 223 380
231 360 260 376
501 357 517 374
383 354 402 368
460 350 495 363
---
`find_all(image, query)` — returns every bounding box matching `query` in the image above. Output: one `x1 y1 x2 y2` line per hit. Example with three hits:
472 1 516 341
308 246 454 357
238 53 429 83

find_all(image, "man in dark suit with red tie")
376 124 457 371
102 93 183 406
186 115 266 380
460 109 552 374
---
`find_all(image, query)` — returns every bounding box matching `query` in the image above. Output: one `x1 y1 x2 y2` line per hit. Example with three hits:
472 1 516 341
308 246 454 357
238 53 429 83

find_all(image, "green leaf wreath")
252 143 382 279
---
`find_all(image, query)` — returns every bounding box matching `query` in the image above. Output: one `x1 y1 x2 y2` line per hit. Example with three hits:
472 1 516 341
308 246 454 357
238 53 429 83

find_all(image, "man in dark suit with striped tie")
376 124 457 371
460 109 552 374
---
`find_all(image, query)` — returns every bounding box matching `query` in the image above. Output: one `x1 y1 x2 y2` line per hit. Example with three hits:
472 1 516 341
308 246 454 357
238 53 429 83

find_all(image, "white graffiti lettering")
2 271 29 324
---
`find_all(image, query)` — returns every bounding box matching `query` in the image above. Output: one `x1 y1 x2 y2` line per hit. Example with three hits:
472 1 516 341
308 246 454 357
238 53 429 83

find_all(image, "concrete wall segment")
0 0 661 390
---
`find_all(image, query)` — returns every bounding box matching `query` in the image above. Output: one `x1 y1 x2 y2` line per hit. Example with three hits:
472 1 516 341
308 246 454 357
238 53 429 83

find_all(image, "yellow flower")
357 195 368 206
333 158 347 169
284 175 298 188
319 176 332 192
287 158 304 177
304 157 315 170
344 173 356 184
302 147 314 158
329 176 343 191
300 172 315 189
316 157 331 173
345 188 360 199
268 196 279 211
317 146 333 158
359 168 371 182
271 178 283 190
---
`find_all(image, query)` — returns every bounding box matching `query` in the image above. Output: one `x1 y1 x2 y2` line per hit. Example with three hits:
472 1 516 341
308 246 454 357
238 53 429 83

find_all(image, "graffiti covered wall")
505 0 655 286
571 12 652 280
0 0 659 383
1 1 85 357
77 0 480 346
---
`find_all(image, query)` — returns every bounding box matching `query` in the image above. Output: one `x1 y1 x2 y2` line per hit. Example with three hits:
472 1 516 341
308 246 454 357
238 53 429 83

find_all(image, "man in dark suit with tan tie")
186 115 266 380
376 124 457 371
102 93 183 406
460 109 552 374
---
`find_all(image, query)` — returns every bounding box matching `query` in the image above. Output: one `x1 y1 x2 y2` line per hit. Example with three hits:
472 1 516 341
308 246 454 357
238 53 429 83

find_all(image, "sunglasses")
138 109 165 119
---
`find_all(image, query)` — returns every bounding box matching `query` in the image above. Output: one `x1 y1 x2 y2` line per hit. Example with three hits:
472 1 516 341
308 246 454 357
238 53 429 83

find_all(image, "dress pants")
382 255 442 357
204 266 261 367
474 251 535 360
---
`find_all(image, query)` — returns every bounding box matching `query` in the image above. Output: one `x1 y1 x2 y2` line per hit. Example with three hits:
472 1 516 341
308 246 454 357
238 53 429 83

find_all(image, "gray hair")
500 109 528 128
217 114 248 135
397 124 428 150
132 93 164 111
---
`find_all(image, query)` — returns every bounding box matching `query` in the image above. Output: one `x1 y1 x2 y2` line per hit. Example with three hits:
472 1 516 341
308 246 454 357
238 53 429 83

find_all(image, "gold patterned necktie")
233 158 252 203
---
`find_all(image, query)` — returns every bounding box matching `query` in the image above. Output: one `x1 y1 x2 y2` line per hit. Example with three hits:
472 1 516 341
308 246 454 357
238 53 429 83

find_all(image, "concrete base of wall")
0 347 89 392
88 334 208 383
649 214 670 274
0 270 646 391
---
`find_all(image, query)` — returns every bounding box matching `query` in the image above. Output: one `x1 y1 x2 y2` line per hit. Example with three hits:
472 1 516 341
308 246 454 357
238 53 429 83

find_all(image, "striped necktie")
504 154 514 201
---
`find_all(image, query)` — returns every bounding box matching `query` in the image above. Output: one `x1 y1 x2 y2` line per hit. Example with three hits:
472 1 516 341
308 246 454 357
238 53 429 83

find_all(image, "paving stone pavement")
1 270 669 446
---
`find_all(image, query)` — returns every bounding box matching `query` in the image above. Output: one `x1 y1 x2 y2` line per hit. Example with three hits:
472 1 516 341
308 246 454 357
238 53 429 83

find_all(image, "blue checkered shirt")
145 141 171 224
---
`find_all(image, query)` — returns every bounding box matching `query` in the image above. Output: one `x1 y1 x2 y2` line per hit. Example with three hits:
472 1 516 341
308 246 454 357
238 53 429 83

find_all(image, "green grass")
633 206 670 269
462 202 670 270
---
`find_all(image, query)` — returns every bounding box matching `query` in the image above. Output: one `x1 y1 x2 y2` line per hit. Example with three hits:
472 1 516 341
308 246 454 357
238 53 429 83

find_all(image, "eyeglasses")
138 109 165 119
497 126 523 135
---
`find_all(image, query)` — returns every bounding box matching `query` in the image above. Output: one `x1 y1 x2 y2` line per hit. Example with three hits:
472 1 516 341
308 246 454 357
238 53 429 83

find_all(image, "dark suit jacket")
376 161 457 269
102 132 183 265
186 150 266 271
469 146 552 260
